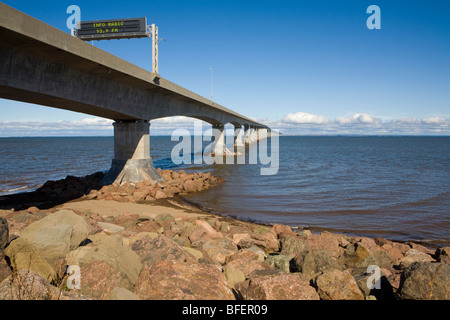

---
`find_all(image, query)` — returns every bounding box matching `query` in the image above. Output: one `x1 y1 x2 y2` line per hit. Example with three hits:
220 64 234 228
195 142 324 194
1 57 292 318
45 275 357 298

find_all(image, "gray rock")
314 269 365 300
353 269 395 300
131 235 197 266
265 254 293 273
436 247 450 264
4 237 57 283
97 221 125 234
223 267 246 289
338 242 393 269
110 287 141 300
295 249 338 276
0 217 8 249
236 273 319 300
280 236 308 257
66 233 142 285
203 238 238 265
395 249 434 269
0 269 89 300
0 258 12 283
398 262 450 300
20 210 90 265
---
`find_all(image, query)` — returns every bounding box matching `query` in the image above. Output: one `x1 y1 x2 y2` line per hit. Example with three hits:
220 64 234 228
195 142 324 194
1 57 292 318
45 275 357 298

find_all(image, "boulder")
232 233 252 245
280 236 308 257
223 258 273 277
182 179 196 192
226 248 265 263
97 222 125 234
154 213 176 228
397 262 450 300
110 287 141 300
154 190 168 199
79 260 132 299
271 224 296 240
436 247 450 264
202 238 238 265
182 247 204 260
131 235 197 266
129 232 159 244
304 232 345 259
353 269 395 300
395 249 434 268
314 269 365 300
265 254 293 273
189 220 223 243
237 231 279 252
224 267 246 289
338 241 393 269
134 260 234 300
294 249 339 276
0 258 12 284
131 219 161 233
66 234 142 285
0 270 88 300
5 237 57 283
236 273 319 300
19 210 90 265
0 217 8 249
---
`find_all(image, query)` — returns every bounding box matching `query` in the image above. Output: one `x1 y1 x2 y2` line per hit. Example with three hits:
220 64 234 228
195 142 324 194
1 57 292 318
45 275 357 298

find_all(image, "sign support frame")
74 17 159 75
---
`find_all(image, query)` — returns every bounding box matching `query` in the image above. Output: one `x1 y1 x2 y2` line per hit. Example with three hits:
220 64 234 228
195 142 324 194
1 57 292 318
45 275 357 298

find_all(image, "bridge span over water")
0 3 271 184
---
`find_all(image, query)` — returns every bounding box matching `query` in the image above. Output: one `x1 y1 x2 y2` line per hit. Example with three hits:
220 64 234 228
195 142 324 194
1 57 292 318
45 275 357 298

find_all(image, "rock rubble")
0 173 449 300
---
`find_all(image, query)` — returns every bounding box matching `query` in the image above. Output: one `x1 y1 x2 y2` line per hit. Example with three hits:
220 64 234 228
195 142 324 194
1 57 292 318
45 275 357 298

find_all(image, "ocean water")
0 136 449 246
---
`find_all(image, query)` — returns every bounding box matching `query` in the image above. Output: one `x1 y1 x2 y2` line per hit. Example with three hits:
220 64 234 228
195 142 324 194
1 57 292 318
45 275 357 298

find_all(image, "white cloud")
336 113 380 124
283 112 330 124
421 117 447 125
1 114 450 137
262 112 450 135
78 117 113 126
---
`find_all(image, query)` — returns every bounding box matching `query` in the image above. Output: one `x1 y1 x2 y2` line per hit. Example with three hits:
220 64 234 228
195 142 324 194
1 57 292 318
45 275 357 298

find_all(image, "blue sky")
1 0 449 136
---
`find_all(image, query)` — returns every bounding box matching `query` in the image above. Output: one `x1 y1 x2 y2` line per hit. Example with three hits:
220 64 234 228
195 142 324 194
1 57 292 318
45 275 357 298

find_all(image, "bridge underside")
0 2 270 185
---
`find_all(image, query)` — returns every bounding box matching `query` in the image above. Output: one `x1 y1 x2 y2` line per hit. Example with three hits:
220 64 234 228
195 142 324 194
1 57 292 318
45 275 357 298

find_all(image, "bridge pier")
249 126 258 143
233 125 245 147
257 127 268 140
232 125 244 158
244 125 251 144
102 120 164 185
208 124 233 156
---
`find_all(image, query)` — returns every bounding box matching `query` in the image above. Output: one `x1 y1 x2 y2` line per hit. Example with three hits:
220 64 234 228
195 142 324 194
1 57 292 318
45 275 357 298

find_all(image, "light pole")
209 67 213 103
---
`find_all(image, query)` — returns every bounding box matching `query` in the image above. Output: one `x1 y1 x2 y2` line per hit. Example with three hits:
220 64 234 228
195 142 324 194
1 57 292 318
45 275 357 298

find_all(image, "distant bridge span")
0 3 271 184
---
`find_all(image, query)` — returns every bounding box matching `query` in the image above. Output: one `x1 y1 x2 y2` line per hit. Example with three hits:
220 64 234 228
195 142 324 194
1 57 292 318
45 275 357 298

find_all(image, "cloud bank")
0 113 449 137
270 112 449 135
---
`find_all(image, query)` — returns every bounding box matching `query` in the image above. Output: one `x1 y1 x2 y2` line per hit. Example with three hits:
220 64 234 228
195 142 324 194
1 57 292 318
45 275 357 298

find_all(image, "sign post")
75 17 159 75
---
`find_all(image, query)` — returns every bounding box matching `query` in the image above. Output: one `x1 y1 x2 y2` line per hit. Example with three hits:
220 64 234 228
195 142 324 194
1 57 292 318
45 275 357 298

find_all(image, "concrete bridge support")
233 125 245 159
244 124 251 144
208 124 234 157
102 120 164 185
233 125 244 147
257 128 268 140
249 126 259 143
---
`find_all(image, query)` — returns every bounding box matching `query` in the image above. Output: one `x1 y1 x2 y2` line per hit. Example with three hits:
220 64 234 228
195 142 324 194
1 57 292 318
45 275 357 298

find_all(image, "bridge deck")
0 2 268 128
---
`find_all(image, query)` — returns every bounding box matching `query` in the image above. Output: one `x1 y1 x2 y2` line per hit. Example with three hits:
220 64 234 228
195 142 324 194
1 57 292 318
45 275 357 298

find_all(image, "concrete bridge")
0 3 271 185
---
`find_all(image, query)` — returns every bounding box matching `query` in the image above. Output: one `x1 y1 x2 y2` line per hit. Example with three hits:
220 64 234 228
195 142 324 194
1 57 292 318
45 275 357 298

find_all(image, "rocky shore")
0 170 449 300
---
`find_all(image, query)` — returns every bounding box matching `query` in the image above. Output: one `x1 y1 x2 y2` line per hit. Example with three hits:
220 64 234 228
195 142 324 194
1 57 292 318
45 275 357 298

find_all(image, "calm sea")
0 136 449 246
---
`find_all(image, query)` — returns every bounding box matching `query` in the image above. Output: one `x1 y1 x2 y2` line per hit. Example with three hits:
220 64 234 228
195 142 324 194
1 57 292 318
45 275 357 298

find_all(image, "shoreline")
180 195 444 250
1 170 449 300
1 180 443 250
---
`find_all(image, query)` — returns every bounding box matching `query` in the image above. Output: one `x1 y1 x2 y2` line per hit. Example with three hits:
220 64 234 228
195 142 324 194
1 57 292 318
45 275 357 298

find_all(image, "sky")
1 0 449 136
